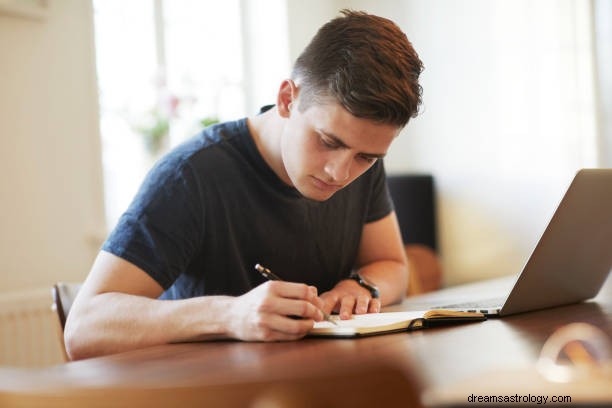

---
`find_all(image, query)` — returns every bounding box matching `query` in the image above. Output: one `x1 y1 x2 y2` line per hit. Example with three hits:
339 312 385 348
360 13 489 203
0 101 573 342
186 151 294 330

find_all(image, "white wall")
594 0 612 166
286 0 601 285
240 0 292 113
0 0 105 293
285 0 338 64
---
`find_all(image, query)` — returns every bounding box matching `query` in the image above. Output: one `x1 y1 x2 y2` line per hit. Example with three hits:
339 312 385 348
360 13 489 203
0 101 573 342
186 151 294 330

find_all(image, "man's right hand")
65 252 327 360
225 281 326 341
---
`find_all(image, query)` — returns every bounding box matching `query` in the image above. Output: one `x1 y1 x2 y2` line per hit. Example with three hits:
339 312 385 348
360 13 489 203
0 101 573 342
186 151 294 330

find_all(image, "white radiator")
0 288 66 367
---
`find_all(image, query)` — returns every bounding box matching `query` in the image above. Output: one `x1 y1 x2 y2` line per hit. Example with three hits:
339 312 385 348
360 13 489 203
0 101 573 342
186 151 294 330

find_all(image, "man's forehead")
302 98 400 139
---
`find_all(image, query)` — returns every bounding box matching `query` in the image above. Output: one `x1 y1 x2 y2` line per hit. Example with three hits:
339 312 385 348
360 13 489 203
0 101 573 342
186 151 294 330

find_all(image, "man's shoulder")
137 118 251 190
172 118 249 161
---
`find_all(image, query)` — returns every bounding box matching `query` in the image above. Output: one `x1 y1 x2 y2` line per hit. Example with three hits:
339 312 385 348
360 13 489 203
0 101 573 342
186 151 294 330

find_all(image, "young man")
65 10 424 359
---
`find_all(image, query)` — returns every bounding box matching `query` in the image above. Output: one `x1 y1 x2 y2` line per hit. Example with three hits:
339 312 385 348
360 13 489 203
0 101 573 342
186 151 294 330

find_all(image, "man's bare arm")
353 210 409 305
320 211 408 318
65 251 325 360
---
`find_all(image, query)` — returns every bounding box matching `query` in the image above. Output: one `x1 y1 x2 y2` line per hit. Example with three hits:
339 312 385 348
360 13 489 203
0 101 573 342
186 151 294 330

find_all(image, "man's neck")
246 107 292 186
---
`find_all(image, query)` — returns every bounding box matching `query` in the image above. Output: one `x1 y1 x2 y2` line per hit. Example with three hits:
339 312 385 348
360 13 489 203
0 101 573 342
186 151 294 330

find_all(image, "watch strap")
349 273 380 299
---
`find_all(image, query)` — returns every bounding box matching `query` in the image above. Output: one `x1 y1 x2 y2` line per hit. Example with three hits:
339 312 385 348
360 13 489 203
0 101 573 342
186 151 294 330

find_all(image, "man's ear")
277 79 298 118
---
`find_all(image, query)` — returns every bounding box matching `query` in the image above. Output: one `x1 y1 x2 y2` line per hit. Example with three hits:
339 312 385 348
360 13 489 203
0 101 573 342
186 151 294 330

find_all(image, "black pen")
254 264 337 325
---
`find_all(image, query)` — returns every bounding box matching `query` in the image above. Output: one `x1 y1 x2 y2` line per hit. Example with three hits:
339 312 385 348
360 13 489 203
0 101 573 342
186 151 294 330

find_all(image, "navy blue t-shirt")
102 118 393 299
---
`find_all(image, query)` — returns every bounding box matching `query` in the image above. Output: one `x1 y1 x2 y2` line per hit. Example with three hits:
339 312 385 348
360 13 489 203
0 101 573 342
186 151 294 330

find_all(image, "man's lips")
311 176 343 191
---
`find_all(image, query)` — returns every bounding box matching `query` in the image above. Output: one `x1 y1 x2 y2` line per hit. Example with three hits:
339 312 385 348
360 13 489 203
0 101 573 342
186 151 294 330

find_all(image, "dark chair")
51 282 82 360
51 282 82 331
387 174 442 295
387 174 438 251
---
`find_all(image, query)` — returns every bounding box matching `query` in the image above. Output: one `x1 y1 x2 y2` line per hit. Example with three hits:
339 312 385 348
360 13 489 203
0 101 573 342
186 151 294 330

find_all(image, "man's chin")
291 176 346 201
300 189 335 202
296 185 337 202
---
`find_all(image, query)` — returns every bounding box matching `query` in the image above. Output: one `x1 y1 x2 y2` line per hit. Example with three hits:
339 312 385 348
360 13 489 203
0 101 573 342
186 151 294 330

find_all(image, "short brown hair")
292 10 424 128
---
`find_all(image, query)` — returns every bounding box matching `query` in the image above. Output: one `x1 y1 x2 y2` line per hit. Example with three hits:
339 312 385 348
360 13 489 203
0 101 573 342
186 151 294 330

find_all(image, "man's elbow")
63 313 98 361
63 317 84 360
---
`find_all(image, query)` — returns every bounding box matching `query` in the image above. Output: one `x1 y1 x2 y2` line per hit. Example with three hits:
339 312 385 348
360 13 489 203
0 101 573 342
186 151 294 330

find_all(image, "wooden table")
3 274 612 406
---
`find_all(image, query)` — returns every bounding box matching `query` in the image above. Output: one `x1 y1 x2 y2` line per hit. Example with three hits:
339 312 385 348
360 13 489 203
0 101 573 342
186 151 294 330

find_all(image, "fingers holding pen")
232 280 343 342
271 281 329 320
255 314 318 341
253 265 330 324
260 287 325 322
262 280 312 300
228 281 326 341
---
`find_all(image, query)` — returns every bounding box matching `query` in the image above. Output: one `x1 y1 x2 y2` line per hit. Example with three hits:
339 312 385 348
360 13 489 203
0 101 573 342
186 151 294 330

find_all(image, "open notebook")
309 310 486 338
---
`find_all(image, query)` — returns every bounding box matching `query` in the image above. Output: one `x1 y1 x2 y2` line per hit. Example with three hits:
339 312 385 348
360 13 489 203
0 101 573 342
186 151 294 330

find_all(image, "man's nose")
324 152 351 182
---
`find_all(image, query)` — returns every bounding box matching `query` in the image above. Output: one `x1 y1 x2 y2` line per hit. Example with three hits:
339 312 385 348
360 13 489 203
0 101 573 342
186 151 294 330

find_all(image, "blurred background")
1 0 610 294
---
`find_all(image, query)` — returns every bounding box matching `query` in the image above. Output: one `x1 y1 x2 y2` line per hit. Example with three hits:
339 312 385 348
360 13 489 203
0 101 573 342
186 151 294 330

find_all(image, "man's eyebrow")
319 130 387 159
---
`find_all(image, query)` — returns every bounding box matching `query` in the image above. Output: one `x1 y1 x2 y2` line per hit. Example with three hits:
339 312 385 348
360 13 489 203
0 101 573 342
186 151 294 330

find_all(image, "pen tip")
254 263 264 272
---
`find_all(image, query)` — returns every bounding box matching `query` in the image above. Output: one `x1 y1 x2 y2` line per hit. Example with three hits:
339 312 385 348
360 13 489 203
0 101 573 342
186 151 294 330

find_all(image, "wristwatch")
349 273 380 299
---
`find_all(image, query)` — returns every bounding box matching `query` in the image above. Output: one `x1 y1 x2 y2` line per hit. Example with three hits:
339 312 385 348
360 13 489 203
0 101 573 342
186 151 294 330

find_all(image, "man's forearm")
64 293 233 360
355 260 408 306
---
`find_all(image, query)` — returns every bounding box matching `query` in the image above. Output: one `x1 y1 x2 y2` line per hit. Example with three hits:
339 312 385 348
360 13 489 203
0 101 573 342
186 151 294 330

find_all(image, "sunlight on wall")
383 0 599 284
332 0 601 284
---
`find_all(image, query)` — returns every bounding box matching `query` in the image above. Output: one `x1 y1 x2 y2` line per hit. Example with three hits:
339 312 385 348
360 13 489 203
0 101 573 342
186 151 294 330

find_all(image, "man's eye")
320 137 338 149
358 155 377 164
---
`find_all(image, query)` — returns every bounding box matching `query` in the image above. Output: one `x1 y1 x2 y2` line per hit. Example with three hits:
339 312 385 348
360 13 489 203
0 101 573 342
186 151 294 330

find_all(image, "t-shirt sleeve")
102 156 204 289
364 160 394 223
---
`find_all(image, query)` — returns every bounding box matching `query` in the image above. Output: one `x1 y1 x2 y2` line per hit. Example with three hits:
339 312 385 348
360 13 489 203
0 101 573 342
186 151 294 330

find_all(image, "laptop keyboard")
436 297 504 310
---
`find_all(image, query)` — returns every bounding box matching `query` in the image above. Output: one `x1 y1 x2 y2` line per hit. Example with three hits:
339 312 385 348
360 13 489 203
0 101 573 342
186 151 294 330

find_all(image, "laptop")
431 168 612 317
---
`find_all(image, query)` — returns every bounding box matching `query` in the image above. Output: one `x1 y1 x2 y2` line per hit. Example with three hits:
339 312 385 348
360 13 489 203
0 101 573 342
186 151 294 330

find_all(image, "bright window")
93 0 245 229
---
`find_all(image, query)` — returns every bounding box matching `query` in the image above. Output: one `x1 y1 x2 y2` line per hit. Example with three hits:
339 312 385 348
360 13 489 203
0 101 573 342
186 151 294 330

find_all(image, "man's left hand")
319 279 381 320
